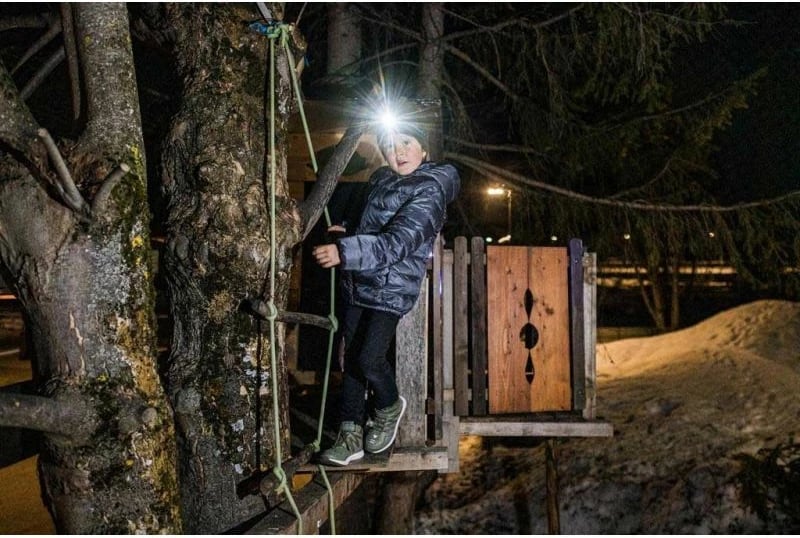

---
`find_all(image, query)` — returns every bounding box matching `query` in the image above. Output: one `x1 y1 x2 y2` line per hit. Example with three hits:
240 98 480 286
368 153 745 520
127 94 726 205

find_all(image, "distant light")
708 231 715 238
486 187 507 196
497 234 511 244
550 235 558 242
485 237 493 243
623 233 631 240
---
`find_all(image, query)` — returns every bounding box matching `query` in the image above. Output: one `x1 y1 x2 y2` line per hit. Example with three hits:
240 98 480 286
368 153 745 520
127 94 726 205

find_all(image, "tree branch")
445 135 548 157
20 46 65 100
60 3 82 121
37 128 90 217
92 163 130 216
11 16 61 75
298 123 367 240
0 392 97 443
446 151 800 213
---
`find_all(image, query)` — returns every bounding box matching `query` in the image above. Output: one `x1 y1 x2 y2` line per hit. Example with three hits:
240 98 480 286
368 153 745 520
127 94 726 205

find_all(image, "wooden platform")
460 415 613 438
298 446 449 473
243 472 365 535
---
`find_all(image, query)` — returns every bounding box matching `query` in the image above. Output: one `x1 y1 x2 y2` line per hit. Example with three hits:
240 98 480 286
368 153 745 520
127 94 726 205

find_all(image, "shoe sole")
321 449 364 467
366 396 407 454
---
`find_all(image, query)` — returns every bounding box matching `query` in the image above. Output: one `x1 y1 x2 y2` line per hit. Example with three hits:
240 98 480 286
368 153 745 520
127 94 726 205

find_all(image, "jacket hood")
415 161 460 204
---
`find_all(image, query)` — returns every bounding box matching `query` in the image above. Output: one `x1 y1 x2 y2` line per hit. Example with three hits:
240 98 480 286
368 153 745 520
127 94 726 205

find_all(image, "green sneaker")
365 396 407 454
319 421 364 466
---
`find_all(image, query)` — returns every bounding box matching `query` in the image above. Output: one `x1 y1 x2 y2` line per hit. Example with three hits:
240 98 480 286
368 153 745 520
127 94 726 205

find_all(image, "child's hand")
313 244 341 268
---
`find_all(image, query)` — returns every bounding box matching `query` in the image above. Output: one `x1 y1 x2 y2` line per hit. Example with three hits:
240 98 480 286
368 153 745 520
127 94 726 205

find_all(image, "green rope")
266 29 303 534
262 20 341 535
280 27 340 533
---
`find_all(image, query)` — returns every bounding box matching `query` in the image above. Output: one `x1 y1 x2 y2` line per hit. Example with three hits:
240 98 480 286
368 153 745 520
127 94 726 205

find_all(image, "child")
312 120 460 466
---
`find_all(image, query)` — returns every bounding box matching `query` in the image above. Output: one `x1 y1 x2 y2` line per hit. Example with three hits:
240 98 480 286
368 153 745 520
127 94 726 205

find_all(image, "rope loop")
271 465 288 493
264 300 279 321
249 20 290 40
327 313 339 333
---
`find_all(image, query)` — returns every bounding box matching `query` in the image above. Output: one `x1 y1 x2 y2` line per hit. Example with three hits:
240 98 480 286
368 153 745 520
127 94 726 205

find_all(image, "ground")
2 300 799 533
415 300 800 534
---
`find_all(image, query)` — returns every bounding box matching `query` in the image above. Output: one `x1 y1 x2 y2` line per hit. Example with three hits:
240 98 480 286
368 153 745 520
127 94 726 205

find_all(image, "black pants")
339 305 400 425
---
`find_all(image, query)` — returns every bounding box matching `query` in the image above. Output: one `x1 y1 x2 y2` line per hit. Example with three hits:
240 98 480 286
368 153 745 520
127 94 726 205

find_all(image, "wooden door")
486 246 572 413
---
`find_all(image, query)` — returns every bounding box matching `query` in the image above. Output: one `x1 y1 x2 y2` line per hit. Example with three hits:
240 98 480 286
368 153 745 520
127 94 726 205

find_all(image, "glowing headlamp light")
378 106 398 131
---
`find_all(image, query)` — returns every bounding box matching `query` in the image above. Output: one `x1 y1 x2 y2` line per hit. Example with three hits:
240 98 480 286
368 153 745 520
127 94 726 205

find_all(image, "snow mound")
416 300 800 534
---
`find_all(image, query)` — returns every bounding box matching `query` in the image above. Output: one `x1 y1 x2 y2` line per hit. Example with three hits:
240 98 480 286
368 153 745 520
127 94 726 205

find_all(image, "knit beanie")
377 122 428 153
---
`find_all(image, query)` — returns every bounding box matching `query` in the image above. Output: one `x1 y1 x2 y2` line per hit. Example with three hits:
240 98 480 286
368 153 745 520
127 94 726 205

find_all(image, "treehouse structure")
246 101 612 534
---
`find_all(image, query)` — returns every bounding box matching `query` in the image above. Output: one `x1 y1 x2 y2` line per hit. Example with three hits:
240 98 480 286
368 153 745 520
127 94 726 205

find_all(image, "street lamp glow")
486 187 507 196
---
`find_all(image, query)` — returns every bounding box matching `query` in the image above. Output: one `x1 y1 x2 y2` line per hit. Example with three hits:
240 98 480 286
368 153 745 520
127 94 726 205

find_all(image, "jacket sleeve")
337 181 446 272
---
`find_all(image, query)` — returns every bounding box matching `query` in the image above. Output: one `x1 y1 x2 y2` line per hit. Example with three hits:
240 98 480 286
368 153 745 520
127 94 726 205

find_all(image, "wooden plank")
452 237 470 416
486 245 529 413
395 276 428 447
298 446 449 473
459 417 613 438
441 249 460 472
487 246 571 413
528 247 572 411
432 235 444 441
470 237 488 415
583 252 598 420
244 472 364 534
568 239 586 411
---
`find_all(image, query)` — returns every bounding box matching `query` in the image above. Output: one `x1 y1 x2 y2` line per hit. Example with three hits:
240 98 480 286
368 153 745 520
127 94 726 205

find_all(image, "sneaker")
365 396 407 454
319 421 364 466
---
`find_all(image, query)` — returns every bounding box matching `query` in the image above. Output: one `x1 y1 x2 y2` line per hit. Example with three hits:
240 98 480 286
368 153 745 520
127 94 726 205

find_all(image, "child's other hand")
313 244 341 268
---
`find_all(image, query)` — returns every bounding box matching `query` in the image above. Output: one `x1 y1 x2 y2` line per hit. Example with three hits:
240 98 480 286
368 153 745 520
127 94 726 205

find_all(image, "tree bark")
0 3 180 533
160 4 299 532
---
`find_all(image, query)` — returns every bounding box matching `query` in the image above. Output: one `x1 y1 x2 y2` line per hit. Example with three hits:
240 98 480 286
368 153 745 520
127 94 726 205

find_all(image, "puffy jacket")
336 161 461 316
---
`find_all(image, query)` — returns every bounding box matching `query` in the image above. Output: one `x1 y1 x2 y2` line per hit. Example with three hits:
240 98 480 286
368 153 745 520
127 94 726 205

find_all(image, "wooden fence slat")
583 252 598 420
395 276 428 447
432 235 444 441
452 237 470 416
470 237 487 415
568 238 586 411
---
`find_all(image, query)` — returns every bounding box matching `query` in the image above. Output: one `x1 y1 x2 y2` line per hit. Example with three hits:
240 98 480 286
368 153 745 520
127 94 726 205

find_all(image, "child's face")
381 133 427 176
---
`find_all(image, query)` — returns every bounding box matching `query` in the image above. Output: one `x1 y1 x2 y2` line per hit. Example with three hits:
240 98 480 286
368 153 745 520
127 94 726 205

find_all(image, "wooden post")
396 276 428 447
568 239 586 411
432 235 444 441
470 237 487 415
453 237 470 416
583 252 598 420
545 439 561 534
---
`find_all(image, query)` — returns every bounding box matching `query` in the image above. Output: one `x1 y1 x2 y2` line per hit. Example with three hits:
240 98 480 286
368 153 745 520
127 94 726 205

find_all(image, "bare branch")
37 128 90 216
446 151 800 213
11 17 61 74
60 3 82 121
299 123 367 240
445 136 548 157
20 47 65 100
92 163 131 216
0 392 97 444
0 13 53 32
444 42 520 101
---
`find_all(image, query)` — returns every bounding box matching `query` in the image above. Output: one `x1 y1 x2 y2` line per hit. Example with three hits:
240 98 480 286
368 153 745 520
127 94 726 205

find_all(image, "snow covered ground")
3 300 799 534
416 300 800 534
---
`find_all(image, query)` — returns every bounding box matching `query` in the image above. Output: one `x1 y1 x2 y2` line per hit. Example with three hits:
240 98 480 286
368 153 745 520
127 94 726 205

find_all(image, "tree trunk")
0 4 179 533
160 4 300 533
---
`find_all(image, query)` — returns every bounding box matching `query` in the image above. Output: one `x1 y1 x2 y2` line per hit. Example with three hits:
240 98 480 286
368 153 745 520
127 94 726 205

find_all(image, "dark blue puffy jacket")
336 161 461 316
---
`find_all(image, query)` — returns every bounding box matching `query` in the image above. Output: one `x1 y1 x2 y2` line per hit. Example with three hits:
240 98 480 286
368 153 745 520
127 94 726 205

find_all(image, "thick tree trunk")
160 4 300 533
0 4 180 533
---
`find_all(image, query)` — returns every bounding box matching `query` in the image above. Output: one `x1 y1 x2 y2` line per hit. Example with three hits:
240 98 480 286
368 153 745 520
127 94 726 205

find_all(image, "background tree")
296 3 800 332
